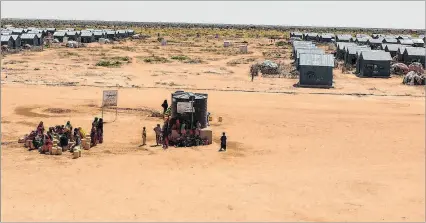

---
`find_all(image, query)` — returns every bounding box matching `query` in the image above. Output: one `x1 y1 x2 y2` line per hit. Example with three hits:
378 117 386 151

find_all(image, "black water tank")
171 91 208 128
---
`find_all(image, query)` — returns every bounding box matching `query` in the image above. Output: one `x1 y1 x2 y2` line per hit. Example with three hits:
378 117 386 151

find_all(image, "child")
219 132 227 152
142 127 147 146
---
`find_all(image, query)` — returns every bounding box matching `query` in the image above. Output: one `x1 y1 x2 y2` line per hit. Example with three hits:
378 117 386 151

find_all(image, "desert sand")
1 37 425 222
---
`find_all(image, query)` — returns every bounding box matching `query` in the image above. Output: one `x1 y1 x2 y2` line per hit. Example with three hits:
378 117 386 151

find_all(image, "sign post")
102 90 118 122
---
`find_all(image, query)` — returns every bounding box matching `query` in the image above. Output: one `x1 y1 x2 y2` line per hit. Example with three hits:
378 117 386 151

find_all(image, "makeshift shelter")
345 46 370 66
372 34 384 39
127 30 135 35
290 32 303 39
402 47 425 66
35 33 43 46
320 34 333 42
398 39 414 46
356 51 392 77
20 33 38 46
397 35 412 40
411 39 424 47
106 31 116 39
295 49 325 69
304 33 318 41
383 38 398 44
384 44 402 57
293 45 316 58
116 30 128 38
355 37 369 45
46 28 56 35
11 29 24 35
1 35 14 48
80 32 95 43
11 35 21 48
93 32 104 41
336 34 352 42
356 34 370 39
367 38 384 49
53 32 67 42
298 54 334 87
336 42 356 59
66 31 78 41
397 46 409 61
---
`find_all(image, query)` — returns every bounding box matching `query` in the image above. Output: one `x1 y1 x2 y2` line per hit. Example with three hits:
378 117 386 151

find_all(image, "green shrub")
171 55 190 61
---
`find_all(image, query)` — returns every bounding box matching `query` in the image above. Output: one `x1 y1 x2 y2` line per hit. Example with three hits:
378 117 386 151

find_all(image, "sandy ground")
1 37 425 222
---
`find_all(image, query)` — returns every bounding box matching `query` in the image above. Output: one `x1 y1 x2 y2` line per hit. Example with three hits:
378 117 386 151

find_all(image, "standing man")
219 132 227 152
142 127 147 146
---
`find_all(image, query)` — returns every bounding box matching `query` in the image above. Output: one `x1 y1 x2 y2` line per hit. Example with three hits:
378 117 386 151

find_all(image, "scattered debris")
403 71 426 85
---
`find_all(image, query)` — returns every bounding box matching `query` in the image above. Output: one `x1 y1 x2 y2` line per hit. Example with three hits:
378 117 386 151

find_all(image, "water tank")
171 91 208 128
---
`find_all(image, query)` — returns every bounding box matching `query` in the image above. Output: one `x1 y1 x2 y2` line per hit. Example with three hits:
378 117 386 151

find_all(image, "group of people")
27 121 87 154
90 117 104 147
139 98 225 151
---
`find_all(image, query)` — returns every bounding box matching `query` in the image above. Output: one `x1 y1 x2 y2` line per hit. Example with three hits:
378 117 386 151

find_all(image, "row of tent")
336 42 426 67
292 40 334 87
1 27 135 48
292 39 423 81
290 32 425 47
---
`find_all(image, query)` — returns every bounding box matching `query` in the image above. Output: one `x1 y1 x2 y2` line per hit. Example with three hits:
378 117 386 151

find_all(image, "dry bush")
137 55 170 63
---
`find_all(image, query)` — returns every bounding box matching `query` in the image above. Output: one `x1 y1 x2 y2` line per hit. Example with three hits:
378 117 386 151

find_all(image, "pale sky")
1 1 425 29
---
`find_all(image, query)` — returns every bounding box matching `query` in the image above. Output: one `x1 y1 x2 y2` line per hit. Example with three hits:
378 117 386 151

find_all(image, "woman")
42 134 53 154
74 128 81 146
78 127 86 138
59 133 69 151
65 121 72 139
97 118 104 144
36 121 45 135
90 126 97 147
161 100 168 114
92 117 99 128
33 134 44 152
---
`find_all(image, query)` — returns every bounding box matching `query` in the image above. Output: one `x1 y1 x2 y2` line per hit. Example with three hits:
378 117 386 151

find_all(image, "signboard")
102 90 118 107
177 102 194 114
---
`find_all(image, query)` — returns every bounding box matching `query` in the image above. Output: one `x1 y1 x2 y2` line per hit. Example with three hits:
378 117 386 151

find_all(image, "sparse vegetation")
275 41 286 47
3 60 26 65
112 46 135 52
227 58 256 66
138 55 170 63
171 55 190 61
96 60 122 67
59 51 79 57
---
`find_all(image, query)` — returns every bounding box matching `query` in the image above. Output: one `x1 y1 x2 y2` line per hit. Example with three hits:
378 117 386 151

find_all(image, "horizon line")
2 17 425 31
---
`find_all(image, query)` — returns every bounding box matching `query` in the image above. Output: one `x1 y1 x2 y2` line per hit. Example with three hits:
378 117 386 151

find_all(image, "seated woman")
32 134 44 152
59 134 69 151
41 134 53 153
78 127 86 138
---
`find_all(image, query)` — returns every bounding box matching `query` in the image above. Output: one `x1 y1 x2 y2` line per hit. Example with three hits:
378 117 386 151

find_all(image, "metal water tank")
171 91 208 128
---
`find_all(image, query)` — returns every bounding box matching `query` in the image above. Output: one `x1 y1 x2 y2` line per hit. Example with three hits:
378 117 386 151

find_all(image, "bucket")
51 147 58 155
218 117 223 122
73 151 79 159
208 116 213 121
57 148 62 155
